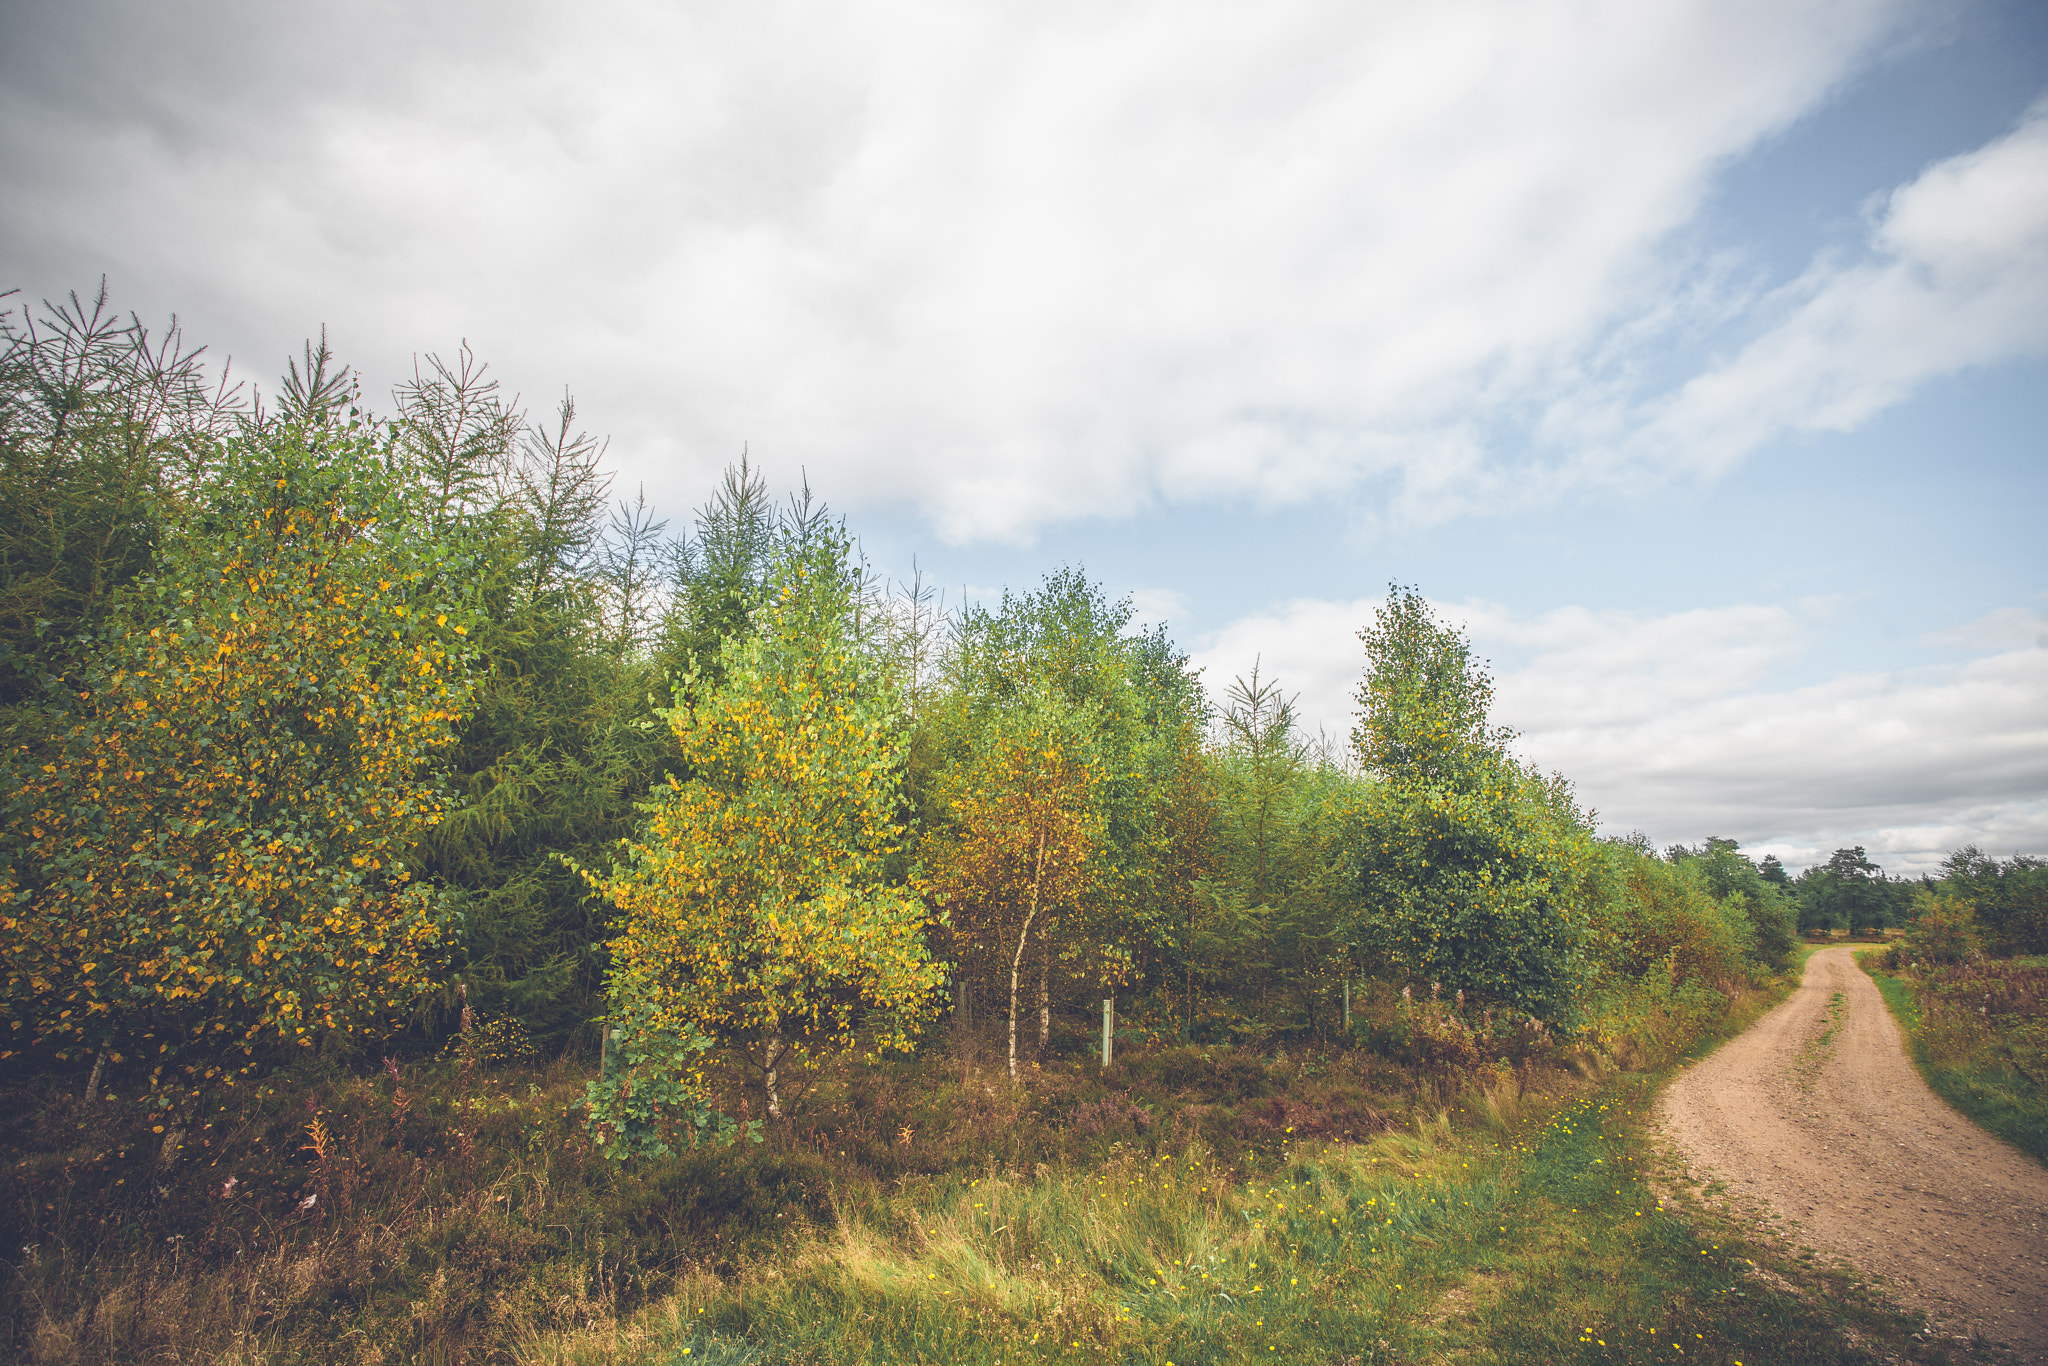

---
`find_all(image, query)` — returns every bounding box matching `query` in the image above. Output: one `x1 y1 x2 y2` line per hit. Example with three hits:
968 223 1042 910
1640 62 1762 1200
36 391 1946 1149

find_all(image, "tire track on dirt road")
1659 945 2048 1360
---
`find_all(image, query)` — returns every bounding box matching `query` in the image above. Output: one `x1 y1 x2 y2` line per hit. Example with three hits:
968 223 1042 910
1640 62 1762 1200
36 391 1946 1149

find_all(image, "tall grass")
1862 951 2048 1167
534 1072 1940 1366
2 961 1821 1364
535 1124 1517 1365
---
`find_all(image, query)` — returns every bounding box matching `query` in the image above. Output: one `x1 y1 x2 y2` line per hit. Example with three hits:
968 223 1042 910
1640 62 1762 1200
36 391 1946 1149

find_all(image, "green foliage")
921 567 1211 1049
1352 583 1513 787
412 382 677 1046
587 530 946 1126
1892 888 1985 966
1349 767 1593 1022
1583 848 1747 984
1215 663 1304 906
656 456 781 687
1940 845 2048 955
923 684 1110 1077
1661 837 1797 969
584 994 744 1159
1344 587 1592 1022
2 412 477 1096
0 284 237 708
1794 846 1912 938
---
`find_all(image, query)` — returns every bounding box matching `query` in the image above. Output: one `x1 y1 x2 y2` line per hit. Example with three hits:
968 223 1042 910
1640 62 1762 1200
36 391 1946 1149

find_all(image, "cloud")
1192 594 2048 873
1616 98 2048 478
0 0 1915 541
1918 604 2048 653
1127 588 1192 631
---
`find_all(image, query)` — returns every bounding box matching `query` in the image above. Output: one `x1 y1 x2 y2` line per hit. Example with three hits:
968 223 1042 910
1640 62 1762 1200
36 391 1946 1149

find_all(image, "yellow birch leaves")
1 417 478 1089
584 535 942 1141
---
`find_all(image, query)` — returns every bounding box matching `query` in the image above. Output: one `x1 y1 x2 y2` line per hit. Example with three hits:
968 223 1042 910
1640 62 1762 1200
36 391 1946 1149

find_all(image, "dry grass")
2 970 1793 1364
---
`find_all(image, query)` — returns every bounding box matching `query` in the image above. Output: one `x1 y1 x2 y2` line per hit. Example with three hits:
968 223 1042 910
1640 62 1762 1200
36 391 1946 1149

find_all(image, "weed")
1862 952 2048 1167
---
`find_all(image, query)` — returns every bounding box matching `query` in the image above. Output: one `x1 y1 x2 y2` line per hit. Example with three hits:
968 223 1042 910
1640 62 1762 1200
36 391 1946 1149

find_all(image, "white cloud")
1918 604 2048 654
1127 588 1192 632
0 0 1916 541
1616 98 2048 478
1193 595 2048 874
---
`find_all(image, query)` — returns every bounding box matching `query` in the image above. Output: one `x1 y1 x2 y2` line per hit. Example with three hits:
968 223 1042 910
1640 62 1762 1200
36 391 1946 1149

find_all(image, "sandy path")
1659 946 2048 1359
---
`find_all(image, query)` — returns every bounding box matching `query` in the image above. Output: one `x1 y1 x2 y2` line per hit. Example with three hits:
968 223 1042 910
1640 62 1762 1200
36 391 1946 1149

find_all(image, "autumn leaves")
924 695 1106 1082
582 534 944 1146
2 418 479 1100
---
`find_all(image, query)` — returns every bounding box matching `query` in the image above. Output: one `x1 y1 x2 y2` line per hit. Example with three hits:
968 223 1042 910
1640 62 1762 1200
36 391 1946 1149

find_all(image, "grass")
0 1053 846 1364
535 1077 1956 1366
8 960 1938 1365
1859 951 2048 1168
528 971 1965 1366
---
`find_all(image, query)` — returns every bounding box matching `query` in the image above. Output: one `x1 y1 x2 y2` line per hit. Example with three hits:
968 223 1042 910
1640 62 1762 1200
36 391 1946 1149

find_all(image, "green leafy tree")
0 283 238 710
584 531 944 1135
413 386 678 1045
1352 583 1514 787
1895 887 1984 965
1798 847 1898 939
656 455 780 689
922 567 1208 1048
1199 665 1357 1039
1 411 477 1111
1940 846 2048 954
1662 837 1797 969
1217 662 1304 907
923 688 1108 1079
1345 586 1591 1021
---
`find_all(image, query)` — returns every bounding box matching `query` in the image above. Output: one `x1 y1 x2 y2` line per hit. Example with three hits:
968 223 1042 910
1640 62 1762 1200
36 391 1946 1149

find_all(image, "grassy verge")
4 963 1883 1364
537 1077 1954 1366
1858 951 2048 1168
537 974 1960 1366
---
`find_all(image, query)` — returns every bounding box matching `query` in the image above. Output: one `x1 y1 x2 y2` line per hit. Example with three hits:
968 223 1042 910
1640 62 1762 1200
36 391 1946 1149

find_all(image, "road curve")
1658 945 2048 1359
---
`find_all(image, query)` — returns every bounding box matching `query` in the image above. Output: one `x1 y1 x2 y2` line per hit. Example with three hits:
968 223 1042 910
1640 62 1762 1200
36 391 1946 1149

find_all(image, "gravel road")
1659 945 2048 1360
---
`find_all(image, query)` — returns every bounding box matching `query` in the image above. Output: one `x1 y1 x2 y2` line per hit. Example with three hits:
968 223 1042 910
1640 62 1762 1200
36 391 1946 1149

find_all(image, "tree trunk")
1038 958 1050 1054
1009 829 1048 1083
84 1048 106 1103
762 1031 786 1121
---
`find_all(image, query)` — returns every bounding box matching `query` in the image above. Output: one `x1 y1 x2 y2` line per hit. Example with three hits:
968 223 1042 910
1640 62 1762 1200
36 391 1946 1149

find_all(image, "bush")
1893 890 1984 967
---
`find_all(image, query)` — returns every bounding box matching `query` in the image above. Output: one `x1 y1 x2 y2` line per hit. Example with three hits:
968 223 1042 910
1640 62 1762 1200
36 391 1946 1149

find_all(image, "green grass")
1860 953 2048 1168
1414 1076 1945 1366
7 961 1927 1365
546 1079 1947 1366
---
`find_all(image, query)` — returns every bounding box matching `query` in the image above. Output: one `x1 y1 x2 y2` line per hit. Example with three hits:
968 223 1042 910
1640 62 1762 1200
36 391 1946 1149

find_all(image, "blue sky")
3 0 2043 872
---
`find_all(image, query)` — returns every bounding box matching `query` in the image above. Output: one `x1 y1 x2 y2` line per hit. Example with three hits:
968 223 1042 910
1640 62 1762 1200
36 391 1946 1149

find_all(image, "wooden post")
1343 979 1351 1033
1101 998 1114 1068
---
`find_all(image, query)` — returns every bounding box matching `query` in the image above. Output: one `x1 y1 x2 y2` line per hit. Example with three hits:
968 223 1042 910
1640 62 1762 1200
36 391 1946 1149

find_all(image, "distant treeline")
1 285 2037 1143
1716 840 2046 947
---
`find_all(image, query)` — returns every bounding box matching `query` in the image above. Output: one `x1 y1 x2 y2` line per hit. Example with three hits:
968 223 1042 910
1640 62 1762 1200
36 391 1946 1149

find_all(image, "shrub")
1894 889 1984 967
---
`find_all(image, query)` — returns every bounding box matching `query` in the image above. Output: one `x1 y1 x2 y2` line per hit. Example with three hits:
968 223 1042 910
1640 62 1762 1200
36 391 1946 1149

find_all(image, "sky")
3 0 2043 873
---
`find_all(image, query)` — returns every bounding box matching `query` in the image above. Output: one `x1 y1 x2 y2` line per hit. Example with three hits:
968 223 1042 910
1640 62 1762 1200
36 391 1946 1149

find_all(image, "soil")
1659 946 2048 1361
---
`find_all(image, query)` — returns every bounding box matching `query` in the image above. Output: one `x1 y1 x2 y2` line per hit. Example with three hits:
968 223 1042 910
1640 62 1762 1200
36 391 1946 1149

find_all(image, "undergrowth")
1860 952 2048 1167
541 1075 1953 1366
528 968 1955 1365
3 971 1902 1365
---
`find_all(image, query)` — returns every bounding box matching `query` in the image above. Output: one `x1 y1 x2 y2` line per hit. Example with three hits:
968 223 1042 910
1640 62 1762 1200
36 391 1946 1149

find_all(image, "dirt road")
1659 946 2048 1360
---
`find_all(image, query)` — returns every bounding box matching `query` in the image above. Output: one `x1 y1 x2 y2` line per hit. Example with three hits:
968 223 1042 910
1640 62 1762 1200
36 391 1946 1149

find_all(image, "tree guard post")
1343 979 1351 1033
1102 997 1113 1068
